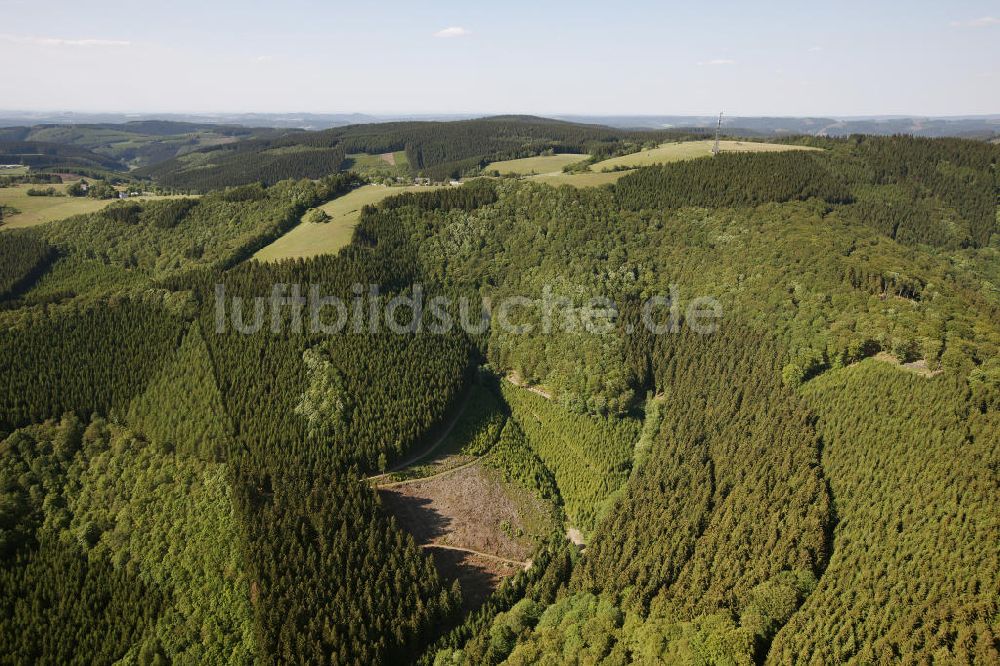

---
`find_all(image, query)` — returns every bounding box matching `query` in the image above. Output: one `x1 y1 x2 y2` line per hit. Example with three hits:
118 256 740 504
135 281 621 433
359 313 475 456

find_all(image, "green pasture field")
1 180 115 229
344 151 409 173
590 139 820 171
528 170 630 188
485 153 589 175
0 179 184 230
254 183 444 261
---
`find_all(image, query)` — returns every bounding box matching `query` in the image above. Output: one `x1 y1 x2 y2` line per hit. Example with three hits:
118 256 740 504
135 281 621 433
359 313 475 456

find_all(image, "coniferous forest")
0 120 997 665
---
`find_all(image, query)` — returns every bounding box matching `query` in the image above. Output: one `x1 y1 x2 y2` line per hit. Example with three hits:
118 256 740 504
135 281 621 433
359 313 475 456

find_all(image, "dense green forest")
501 382 640 535
353 151 996 414
0 298 185 431
0 140 124 171
0 129 997 663
0 121 286 170
137 143 348 191
0 232 55 300
138 116 700 188
772 361 999 663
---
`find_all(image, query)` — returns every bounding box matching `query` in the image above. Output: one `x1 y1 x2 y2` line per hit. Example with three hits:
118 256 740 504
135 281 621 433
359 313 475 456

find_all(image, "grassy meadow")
488 141 817 189
528 170 629 188
0 179 184 230
590 139 820 171
1 181 117 229
254 183 444 261
344 151 409 174
485 153 588 175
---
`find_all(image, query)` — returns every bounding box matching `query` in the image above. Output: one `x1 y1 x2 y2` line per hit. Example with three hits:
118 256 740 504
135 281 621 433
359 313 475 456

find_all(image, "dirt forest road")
423 543 532 570
367 390 471 483
375 451 488 489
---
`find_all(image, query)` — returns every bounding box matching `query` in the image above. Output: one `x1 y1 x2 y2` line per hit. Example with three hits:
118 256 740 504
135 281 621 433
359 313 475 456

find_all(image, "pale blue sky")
1 0 997 115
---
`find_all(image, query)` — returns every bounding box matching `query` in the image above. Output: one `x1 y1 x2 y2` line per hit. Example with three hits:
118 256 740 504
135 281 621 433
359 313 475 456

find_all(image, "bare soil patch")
380 461 533 561
379 152 396 166
873 352 943 378
505 372 553 400
380 461 550 612
566 527 585 546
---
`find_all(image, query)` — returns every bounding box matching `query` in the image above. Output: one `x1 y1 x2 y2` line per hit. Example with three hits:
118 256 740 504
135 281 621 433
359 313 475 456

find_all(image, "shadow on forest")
427 547 502 614
378 490 452 543
378 489 506 614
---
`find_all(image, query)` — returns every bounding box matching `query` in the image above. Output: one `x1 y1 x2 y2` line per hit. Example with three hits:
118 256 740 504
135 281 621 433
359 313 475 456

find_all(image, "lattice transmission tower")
712 112 724 155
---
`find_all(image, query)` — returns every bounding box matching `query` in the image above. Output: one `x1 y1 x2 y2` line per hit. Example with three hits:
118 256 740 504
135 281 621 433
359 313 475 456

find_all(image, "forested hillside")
0 232 55 300
350 134 998 663
501 383 639 535
771 361 999 663
136 139 348 191
0 129 997 664
356 143 997 414
0 121 285 170
0 175 484 662
0 140 124 172
139 116 699 188
5 173 360 302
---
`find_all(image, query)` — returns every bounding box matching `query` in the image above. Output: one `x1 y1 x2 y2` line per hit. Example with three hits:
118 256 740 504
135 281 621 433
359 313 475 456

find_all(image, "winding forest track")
375 452 487 488
370 388 509 488
366 389 472 483
422 543 532 570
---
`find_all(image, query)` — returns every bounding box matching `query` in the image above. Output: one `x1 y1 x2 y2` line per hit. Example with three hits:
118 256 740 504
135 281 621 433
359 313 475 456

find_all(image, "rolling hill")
0 121 288 171
0 140 124 172
0 124 996 665
138 116 704 189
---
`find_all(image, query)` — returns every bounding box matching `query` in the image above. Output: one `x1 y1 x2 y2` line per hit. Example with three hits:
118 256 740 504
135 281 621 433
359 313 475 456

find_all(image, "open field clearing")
0 166 30 176
345 152 386 168
344 151 409 172
872 351 944 378
0 181 182 230
590 139 821 171
370 382 551 612
485 153 588 175
386 150 409 167
526 140 819 188
380 461 549 611
380 462 539 561
528 170 629 188
479 140 822 189
375 383 553 611
0 185 110 228
254 183 442 261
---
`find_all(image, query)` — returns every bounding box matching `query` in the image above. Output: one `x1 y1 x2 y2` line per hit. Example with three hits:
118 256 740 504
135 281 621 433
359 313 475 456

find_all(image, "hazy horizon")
2 110 1000 120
